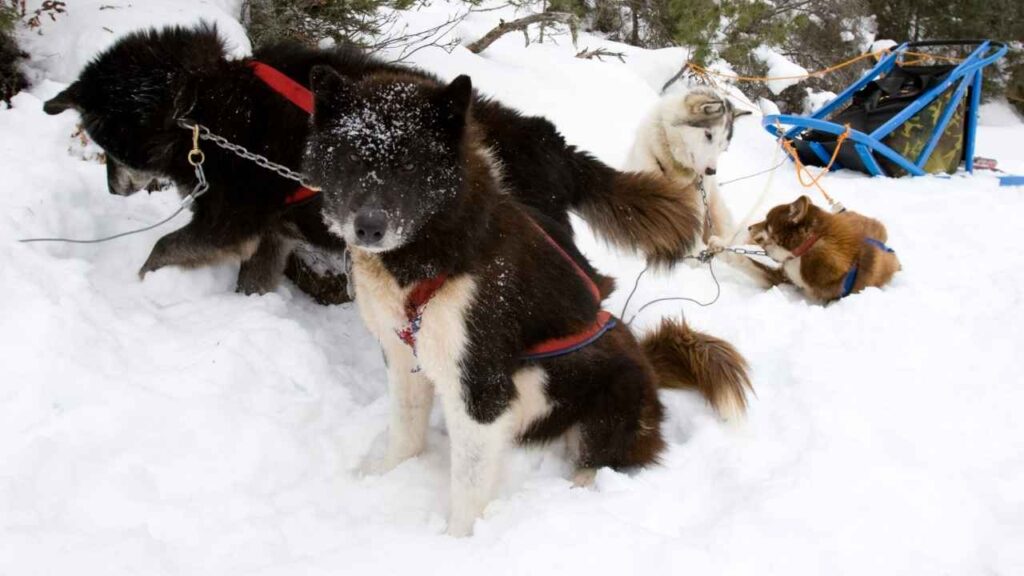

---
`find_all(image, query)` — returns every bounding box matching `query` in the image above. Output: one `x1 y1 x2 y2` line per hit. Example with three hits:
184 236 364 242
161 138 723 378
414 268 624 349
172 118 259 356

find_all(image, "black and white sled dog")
43 24 703 298
304 67 754 536
626 86 752 243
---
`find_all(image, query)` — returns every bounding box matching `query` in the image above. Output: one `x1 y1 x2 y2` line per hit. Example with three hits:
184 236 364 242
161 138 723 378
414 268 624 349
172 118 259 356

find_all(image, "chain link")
176 120 765 263
176 119 320 191
721 246 768 256
683 176 769 263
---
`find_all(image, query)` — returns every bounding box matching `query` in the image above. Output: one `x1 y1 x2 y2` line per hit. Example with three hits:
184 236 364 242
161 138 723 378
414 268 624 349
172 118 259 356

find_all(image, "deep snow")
2 2 1024 575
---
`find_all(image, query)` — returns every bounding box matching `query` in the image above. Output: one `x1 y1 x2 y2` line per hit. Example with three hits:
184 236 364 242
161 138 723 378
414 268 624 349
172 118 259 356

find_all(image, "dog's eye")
401 162 416 173
348 153 360 163
705 131 713 142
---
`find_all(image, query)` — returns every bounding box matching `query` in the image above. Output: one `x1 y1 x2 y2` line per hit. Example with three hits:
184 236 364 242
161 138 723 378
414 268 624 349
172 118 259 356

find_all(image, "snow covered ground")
3 2 1024 574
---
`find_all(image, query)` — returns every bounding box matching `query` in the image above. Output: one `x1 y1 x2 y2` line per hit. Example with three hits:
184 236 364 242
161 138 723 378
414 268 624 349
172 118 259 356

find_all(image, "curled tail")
477 108 701 267
640 318 752 420
568 157 703 268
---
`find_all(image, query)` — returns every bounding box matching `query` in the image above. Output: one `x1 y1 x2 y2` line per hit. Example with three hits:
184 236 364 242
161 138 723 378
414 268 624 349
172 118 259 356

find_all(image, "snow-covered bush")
557 0 1021 109
242 0 427 48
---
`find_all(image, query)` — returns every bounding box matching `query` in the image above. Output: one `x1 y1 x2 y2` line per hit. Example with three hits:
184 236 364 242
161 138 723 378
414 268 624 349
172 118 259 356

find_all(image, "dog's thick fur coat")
43 25 701 298
305 68 752 536
626 86 751 243
721 196 901 302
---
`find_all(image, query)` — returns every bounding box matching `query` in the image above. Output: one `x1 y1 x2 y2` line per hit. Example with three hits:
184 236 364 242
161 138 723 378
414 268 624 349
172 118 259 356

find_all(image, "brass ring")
188 150 206 167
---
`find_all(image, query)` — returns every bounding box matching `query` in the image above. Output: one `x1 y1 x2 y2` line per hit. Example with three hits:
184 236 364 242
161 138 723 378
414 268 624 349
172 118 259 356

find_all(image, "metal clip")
187 123 205 167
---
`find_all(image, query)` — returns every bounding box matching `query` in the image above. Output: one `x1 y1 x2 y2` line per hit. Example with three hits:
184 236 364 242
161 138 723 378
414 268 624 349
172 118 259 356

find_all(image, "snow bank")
804 88 838 114
17 0 250 84
753 45 809 94
980 99 1024 126
3 2 1024 575
870 39 898 54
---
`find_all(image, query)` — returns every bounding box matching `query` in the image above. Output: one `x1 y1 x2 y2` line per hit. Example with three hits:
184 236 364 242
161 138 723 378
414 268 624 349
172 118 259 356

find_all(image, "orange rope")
686 51 886 83
686 49 965 84
902 51 965 63
780 123 851 206
691 48 965 207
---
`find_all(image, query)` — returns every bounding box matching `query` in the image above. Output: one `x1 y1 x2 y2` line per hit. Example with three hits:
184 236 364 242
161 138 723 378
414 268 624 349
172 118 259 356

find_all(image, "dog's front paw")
572 468 597 488
446 514 476 538
138 257 164 279
138 237 176 279
707 235 744 266
235 273 275 296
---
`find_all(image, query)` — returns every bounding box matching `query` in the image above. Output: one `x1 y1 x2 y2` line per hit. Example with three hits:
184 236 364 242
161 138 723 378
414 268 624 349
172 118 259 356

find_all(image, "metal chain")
176 119 320 190
721 246 768 256
619 176 767 323
682 177 768 263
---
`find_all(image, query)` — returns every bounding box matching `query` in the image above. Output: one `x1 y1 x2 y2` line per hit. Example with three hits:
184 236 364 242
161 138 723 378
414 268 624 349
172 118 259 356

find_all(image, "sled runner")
764 40 1008 177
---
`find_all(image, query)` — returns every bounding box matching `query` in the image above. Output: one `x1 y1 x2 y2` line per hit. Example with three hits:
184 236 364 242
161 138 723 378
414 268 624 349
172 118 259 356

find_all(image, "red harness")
246 61 319 205
396 221 616 362
790 232 820 258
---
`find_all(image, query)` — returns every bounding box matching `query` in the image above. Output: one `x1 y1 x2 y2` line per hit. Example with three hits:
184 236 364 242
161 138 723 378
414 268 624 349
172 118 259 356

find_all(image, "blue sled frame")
763 40 1008 177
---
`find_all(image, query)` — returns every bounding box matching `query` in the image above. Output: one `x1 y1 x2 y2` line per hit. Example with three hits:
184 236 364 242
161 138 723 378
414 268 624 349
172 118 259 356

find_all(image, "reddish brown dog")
718 196 901 302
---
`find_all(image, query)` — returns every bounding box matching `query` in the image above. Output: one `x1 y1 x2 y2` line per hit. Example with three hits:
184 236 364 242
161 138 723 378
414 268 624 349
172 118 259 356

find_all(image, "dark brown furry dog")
304 68 752 536
42 25 702 301
718 196 900 302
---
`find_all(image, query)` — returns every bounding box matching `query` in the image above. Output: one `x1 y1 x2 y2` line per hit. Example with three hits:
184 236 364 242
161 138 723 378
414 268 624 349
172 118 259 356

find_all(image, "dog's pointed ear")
685 90 725 119
43 82 81 115
310 65 353 119
439 75 472 128
789 195 811 222
699 101 725 116
733 108 754 119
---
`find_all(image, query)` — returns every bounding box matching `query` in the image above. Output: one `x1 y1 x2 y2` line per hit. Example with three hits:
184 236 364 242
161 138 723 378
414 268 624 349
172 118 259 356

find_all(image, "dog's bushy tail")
640 317 752 420
569 159 703 267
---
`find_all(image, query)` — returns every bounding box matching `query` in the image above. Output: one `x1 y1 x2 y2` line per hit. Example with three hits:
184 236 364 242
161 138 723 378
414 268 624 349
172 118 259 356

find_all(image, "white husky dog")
626 86 751 243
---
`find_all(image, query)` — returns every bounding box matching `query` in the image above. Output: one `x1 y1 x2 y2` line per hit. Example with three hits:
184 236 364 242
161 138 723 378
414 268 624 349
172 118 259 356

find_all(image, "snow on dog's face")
42 25 227 195
306 67 472 253
662 87 751 176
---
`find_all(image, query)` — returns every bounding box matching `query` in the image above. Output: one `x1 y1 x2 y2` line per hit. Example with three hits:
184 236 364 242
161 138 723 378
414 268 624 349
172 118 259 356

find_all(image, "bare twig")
368 8 470 63
466 12 578 54
575 47 626 62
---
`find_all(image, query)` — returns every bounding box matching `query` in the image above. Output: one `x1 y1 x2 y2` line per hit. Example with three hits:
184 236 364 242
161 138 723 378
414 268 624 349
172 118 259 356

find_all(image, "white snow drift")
2 2 1023 575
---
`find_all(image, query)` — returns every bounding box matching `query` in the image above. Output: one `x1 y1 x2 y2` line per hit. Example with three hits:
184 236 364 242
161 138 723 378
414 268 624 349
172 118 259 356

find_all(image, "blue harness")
840 238 896 298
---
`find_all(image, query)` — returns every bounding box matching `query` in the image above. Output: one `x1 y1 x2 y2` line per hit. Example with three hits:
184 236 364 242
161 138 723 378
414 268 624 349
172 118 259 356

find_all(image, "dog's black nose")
705 167 717 176
354 209 388 246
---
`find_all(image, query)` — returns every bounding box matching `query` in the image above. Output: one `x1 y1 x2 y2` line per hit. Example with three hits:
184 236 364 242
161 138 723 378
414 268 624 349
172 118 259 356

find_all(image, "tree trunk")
630 0 640 46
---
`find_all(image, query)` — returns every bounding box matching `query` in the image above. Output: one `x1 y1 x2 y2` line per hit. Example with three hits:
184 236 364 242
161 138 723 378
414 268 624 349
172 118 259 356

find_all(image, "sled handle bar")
903 39 1006 50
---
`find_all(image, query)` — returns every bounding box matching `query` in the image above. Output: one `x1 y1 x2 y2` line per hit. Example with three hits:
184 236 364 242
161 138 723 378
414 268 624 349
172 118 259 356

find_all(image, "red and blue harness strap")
840 237 896 298
246 61 319 205
395 220 616 363
519 219 616 360
521 310 616 361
